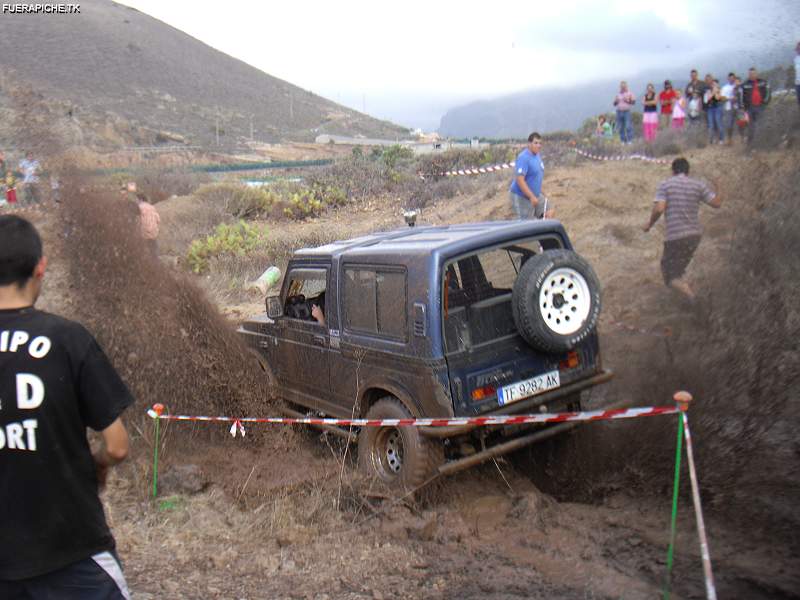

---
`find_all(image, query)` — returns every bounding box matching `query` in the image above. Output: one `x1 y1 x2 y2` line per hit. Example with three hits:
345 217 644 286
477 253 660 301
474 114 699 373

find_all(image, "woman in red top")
659 80 677 129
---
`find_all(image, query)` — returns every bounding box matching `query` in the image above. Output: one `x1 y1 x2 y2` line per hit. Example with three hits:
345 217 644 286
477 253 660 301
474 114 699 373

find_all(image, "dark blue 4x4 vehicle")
239 220 613 490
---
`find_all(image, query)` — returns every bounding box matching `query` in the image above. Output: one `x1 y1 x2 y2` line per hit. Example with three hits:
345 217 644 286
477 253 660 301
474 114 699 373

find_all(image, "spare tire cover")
511 249 601 353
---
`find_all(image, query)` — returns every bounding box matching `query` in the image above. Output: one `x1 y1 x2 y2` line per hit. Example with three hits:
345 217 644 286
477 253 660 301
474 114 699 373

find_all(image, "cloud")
515 11 700 55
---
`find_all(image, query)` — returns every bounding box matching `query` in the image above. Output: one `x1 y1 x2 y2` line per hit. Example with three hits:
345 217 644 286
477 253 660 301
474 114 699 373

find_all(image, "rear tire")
512 249 601 353
357 397 443 491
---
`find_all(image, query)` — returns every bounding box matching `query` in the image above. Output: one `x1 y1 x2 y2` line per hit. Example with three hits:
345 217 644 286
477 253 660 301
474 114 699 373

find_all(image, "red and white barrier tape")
419 161 515 180
147 404 679 437
418 145 668 181
573 147 669 165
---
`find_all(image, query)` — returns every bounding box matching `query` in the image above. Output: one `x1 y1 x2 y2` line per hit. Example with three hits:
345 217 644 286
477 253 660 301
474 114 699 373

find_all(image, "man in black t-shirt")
0 215 134 599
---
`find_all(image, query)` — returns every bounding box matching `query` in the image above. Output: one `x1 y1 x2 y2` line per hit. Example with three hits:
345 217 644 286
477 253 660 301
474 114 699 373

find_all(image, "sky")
116 0 799 130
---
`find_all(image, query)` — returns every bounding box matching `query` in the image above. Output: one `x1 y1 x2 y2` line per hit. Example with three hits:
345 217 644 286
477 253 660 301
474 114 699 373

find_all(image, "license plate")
497 370 560 406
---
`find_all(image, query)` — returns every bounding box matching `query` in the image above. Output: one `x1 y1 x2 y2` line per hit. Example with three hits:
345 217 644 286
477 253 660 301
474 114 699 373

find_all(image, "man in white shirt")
18 152 41 204
720 73 737 144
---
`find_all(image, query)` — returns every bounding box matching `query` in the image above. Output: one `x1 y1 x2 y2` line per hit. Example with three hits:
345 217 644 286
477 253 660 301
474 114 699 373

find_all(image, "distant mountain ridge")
0 0 407 148
439 45 794 138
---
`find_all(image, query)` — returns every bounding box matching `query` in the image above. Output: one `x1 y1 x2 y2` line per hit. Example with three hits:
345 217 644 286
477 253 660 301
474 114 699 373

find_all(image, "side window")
344 267 407 339
343 269 377 331
283 268 327 324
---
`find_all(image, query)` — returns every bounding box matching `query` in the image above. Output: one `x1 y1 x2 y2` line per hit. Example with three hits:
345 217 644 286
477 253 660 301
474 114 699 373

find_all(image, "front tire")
357 397 443 491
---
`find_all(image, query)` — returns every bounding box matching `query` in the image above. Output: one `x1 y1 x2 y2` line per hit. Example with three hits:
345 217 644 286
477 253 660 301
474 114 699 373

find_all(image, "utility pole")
250 115 254 141
288 92 294 122
215 109 220 146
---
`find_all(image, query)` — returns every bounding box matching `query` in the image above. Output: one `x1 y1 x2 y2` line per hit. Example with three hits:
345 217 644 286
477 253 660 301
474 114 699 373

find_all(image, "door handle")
313 335 327 347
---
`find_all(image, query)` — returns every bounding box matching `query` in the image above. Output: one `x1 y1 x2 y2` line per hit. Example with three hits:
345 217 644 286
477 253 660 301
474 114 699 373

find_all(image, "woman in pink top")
671 90 686 130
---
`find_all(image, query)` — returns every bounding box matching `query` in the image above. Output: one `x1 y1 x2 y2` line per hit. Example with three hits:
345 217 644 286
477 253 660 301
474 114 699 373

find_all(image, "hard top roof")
294 220 568 259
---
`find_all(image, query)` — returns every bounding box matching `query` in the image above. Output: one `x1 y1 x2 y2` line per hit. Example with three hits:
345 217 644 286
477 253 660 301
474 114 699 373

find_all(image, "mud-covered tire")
357 397 443 491
512 249 601 353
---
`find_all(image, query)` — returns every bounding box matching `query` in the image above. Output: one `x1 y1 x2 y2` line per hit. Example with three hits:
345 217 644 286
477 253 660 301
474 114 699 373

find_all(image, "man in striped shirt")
642 158 723 301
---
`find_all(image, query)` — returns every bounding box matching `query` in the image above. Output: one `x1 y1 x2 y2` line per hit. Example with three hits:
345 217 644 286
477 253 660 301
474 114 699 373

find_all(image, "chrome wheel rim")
539 267 592 335
374 427 404 478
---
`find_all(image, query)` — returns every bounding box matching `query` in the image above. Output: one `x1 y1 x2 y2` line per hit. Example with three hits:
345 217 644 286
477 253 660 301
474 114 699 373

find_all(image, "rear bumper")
420 368 614 438
437 392 628 477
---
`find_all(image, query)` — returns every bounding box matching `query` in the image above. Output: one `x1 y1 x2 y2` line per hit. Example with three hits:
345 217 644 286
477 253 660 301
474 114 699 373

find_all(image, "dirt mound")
58 181 272 429
659 151 800 542
536 150 800 551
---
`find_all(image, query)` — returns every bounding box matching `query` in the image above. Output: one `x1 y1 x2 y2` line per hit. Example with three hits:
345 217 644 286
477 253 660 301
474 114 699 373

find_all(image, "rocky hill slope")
0 0 407 149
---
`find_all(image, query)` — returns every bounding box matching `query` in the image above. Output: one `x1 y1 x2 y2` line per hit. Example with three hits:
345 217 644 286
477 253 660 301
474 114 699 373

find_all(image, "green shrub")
187 220 268 273
282 189 324 219
193 182 279 218
380 144 415 169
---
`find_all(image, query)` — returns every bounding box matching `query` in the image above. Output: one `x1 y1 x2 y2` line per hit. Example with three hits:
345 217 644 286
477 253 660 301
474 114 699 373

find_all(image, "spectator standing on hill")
5 170 17 205
659 80 677 129
642 158 723 302
720 73 738 144
734 77 749 142
509 132 553 219
685 70 706 102
613 81 636 144
704 80 725 144
136 194 161 258
0 215 133 599
642 84 659 142
18 152 41 205
671 90 687 130
700 74 714 125
688 92 702 127
795 42 800 109
741 67 771 145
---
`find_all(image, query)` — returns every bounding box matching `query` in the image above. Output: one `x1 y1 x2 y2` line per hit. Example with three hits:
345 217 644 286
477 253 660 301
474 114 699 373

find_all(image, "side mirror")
266 295 283 319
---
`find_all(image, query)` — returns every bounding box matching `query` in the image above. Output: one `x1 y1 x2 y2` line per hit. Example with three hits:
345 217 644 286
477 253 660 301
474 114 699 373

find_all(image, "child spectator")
5 171 17 205
688 92 702 127
596 115 613 139
671 90 686 130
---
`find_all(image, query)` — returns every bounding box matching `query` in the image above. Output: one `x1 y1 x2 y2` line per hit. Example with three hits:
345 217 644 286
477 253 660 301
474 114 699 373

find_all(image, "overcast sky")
117 0 799 130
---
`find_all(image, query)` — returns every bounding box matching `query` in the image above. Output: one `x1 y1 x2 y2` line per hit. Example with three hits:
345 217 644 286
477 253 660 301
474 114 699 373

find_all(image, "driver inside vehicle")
311 292 325 326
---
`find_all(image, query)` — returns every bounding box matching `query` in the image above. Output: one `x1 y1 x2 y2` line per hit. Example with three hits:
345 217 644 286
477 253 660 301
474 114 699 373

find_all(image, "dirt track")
18 139 800 599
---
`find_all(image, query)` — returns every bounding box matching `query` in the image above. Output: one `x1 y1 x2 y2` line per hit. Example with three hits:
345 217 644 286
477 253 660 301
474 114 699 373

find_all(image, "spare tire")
512 249 601 353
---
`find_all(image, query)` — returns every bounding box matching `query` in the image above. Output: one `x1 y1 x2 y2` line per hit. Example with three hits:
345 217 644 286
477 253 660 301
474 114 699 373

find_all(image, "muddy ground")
16 135 800 599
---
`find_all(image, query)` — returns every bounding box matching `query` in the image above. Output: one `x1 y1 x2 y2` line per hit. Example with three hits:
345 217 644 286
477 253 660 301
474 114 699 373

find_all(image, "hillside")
0 0 407 148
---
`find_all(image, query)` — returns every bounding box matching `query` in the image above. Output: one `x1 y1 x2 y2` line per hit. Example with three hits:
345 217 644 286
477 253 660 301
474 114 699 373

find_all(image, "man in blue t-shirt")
509 132 552 219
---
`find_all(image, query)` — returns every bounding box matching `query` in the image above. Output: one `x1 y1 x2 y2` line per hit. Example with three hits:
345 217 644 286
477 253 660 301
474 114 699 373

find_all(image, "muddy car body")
239 220 613 489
